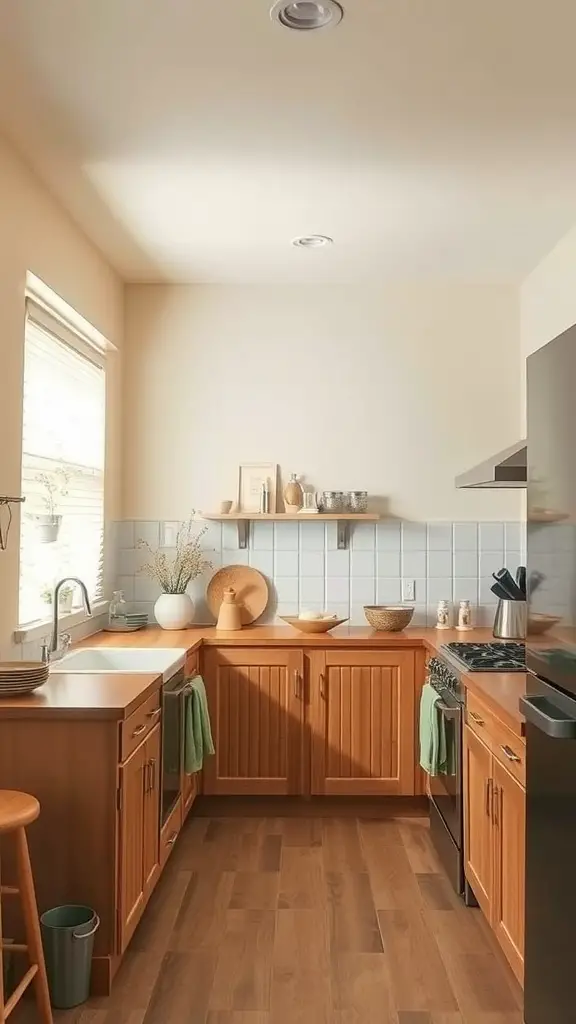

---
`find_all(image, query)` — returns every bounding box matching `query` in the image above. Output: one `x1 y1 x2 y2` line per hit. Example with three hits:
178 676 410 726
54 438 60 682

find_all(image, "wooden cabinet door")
463 724 494 920
203 647 305 795
309 649 416 796
143 724 161 898
118 740 147 952
493 758 525 985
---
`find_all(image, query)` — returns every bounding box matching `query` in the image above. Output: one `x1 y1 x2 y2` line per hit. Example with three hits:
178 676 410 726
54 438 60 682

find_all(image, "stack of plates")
104 612 149 633
0 661 49 696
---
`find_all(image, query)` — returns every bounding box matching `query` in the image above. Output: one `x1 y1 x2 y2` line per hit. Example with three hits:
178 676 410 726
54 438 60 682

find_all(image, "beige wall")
124 283 521 523
0 133 123 655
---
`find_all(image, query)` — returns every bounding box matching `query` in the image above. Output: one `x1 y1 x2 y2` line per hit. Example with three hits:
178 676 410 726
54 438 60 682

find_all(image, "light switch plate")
402 579 415 602
160 521 179 547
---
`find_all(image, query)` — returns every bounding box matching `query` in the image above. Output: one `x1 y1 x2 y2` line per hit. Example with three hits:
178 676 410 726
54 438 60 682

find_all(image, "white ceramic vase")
154 593 194 630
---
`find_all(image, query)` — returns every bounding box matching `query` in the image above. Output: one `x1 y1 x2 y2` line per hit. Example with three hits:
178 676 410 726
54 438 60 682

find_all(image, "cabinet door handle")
166 831 178 847
469 711 485 727
132 723 147 738
149 758 156 792
501 744 521 764
485 777 493 818
293 669 301 699
493 785 500 826
320 673 327 700
147 707 161 719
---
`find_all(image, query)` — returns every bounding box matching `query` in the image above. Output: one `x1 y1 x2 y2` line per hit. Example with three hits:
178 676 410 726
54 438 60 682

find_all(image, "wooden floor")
14 811 523 1024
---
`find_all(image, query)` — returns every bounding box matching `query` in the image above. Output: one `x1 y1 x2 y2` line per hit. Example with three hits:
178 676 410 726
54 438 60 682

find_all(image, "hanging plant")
34 468 71 543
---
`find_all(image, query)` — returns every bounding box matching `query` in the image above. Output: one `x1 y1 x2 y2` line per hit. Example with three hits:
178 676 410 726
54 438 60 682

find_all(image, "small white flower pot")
36 515 62 543
154 593 194 630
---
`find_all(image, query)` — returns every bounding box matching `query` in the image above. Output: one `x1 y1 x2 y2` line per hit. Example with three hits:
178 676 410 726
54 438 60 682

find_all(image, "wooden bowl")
363 605 414 632
280 616 348 634
527 614 561 636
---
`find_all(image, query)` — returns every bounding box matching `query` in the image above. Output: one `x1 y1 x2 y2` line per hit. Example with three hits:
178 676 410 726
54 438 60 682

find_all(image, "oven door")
428 689 462 848
161 674 190 826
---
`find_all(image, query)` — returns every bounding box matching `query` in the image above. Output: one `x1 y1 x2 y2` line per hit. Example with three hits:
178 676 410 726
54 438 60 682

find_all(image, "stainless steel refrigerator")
522 323 576 1023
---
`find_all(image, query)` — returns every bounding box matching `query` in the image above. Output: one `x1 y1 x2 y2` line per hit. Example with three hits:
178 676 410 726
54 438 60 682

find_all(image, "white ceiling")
2 0 576 283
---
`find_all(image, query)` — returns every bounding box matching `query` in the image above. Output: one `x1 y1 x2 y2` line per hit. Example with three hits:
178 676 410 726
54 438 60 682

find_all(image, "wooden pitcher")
216 586 243 630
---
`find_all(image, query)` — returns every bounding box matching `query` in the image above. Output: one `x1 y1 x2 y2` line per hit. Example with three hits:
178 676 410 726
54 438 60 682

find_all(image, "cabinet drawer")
160 796 183 868
491 717 526 787
120 691 162 762
466 692 525 786
466 692 499 746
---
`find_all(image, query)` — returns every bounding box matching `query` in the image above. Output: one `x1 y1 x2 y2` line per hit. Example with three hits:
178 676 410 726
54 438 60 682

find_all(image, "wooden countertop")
0 670 163 720
0 624 526 728
81 623 499 651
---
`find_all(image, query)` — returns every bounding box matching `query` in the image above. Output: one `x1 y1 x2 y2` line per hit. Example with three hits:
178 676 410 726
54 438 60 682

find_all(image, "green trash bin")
40 905 100 1009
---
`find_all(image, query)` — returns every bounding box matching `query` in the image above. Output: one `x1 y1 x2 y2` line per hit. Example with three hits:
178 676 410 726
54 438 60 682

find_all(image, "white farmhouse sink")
51 647 186 682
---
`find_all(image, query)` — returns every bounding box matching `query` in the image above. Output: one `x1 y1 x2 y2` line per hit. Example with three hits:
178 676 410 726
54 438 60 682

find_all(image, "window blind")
19 307 106 626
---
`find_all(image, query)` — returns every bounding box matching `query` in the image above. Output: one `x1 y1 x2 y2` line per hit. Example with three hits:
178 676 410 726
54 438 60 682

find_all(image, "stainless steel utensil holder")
493 599 527 640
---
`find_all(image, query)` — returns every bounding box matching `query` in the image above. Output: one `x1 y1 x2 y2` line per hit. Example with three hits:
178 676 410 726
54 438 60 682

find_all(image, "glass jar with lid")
109 590 128 625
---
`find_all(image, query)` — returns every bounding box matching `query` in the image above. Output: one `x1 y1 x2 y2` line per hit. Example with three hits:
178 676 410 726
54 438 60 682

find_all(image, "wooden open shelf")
202 512 380 549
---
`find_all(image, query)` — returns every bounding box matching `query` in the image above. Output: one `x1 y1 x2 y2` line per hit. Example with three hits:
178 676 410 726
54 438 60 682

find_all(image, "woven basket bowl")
363 605 414 632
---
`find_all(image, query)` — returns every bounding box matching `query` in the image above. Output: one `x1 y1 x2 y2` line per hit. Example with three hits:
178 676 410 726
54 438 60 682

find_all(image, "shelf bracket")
237 520 250 549
337 520 350 550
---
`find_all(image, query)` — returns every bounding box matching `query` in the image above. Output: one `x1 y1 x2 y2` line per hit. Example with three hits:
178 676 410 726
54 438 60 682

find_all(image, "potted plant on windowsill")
41 584 75 615
138 513 212 629
34 468 71 543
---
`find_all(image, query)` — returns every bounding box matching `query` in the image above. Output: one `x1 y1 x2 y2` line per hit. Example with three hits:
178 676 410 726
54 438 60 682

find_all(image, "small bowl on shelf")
280 615 348 634
364 605 414 632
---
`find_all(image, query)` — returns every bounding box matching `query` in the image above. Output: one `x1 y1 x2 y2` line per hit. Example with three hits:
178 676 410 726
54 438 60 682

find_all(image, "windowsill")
14 600 110 644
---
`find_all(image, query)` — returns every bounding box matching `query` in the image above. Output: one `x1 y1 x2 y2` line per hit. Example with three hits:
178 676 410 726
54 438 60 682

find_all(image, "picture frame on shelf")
238 463 278 513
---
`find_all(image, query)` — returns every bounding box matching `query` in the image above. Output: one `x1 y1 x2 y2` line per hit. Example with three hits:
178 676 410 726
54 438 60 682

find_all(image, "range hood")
455 440 527 489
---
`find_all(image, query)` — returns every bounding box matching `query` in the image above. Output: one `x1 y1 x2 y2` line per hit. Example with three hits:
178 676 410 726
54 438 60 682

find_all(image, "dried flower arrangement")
138 514 212 594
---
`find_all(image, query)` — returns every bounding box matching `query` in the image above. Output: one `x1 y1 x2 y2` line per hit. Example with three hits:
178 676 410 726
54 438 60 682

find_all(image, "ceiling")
2 0 576 283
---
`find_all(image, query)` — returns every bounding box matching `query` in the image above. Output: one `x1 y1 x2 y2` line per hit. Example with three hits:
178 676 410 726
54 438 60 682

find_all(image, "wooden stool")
0 791 53 1023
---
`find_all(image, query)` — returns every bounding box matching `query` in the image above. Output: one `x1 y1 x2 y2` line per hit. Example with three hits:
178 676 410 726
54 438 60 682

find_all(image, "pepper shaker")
435 600 451 629
456 600 473 631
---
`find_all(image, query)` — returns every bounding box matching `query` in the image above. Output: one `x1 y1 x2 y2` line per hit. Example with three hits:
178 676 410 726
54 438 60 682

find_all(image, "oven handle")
437 702 460 720
165 680 193 698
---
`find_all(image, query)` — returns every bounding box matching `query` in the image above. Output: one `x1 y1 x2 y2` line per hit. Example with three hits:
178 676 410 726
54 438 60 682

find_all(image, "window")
19 298 106 626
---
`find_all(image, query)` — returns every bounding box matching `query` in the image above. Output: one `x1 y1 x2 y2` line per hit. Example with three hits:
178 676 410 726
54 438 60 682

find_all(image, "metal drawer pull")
320 673 327 700
166 831 178 846
493 785 500 826
149 758 156 791
469 711 485 726
294 669 301 699
132 723 147 738
147 707 161 719
485 777 493 818
501 744 521 763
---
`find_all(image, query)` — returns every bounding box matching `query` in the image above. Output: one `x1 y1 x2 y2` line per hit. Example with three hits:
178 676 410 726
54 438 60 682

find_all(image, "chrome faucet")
43 577 92 662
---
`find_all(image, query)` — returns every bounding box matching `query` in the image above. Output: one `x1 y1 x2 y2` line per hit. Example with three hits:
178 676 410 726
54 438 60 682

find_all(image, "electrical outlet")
402 579 415 602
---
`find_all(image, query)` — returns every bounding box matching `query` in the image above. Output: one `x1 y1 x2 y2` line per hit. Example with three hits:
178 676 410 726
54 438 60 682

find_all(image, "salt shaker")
456 599 473 631
435 600 451 629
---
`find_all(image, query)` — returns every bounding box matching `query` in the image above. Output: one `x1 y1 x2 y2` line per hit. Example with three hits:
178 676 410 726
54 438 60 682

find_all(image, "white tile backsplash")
350 550 376 577
479 522 504 552
402 522 427 550
376 521 401 551
300 550 325 577
300 577 325 607
114 519 522 627
402 550 426 578
377 551 401 577
427 550 452 578
249 549 274 577
299 521 326 550
274 521 299 550
275 550 299 576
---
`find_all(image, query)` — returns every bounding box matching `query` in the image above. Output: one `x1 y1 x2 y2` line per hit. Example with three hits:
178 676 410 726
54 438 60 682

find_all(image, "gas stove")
442 641 525 673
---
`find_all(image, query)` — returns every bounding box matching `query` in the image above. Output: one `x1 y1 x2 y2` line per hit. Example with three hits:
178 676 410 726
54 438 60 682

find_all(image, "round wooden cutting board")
207 565 269 625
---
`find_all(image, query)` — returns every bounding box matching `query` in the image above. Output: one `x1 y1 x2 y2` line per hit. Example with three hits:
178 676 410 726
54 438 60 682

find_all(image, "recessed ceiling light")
270 1 344 31
292 234 334 248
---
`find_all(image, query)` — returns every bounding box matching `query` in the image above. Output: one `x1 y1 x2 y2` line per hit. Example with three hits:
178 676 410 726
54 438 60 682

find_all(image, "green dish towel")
419 680 450 776
184 674 215 774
